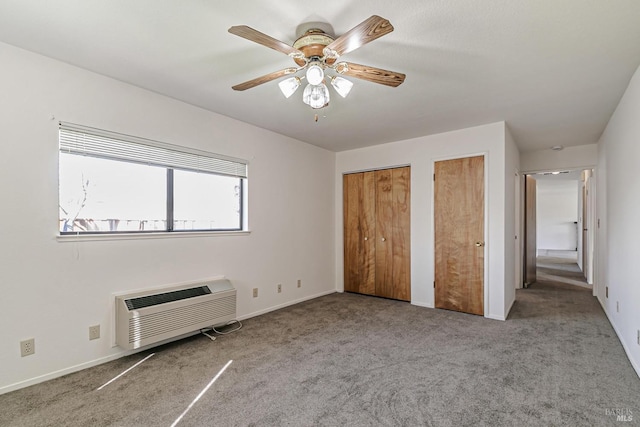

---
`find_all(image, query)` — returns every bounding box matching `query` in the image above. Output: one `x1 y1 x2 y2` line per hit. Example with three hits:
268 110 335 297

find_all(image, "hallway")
536 249 591 289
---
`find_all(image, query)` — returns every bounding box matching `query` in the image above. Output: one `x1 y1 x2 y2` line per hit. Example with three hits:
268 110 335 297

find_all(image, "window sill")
56 230 251 242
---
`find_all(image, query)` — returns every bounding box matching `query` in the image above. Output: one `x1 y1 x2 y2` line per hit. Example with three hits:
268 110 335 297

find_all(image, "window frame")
58 122 248 236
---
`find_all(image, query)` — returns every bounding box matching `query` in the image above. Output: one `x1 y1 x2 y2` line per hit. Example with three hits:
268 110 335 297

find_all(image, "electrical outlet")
297 279 301 288
253 288 258 298
277 284 282 293
20 338 35 357
89 325 100 340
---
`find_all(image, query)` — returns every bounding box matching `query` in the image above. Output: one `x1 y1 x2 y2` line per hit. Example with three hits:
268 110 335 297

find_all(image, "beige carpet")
537 251 592 289
0 280 637 426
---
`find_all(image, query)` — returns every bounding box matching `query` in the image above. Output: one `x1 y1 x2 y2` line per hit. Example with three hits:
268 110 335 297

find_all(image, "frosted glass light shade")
278 76 301 98
305 64 325 86
330 76 353 98
302 83 330 109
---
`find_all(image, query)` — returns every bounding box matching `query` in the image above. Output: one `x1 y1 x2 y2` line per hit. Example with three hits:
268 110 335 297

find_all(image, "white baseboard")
0 289 337 396
0 351 135 395
238 289 336 321
597 296 640 379
411 300 507 320
504 296 516 319
410 301 434 309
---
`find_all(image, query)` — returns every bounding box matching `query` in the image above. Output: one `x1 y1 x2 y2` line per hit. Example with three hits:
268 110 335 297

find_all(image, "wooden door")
343 172 376 295
343 167 410 301
375 167 411 301
375 169 393 297
523 175 537 286
434 156 484 315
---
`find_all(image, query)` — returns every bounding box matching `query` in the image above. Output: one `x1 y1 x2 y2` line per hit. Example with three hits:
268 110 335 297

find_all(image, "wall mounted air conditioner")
115 278 236 350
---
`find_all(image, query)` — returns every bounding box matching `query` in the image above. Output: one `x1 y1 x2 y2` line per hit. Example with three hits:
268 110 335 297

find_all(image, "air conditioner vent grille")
127 295 236 343
125 285 212 310
116 278 236 350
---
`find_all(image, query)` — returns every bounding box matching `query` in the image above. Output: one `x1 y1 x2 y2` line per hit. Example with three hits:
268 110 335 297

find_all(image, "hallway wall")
536 180 579 251
597 63 640 377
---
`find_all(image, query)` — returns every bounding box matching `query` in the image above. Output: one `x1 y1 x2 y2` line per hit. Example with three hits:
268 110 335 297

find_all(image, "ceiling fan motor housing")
293 29 336 65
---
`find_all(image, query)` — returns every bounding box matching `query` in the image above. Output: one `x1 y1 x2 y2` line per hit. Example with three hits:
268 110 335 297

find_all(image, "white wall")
584 170 596 285
520 144 597 172
0 42 336 393
577 176 585 269
335 122 516 321
536 180 579 250
596 64 640 377
504 125 520 314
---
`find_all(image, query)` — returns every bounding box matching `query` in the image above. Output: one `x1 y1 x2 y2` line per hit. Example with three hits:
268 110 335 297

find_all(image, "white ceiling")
1 0 639 153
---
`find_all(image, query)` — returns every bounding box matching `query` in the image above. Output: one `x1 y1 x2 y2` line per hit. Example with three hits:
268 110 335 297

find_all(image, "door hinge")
433 173 435 181
433 280 436 288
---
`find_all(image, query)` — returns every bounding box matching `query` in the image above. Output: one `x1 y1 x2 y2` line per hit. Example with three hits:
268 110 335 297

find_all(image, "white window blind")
59 122 248 178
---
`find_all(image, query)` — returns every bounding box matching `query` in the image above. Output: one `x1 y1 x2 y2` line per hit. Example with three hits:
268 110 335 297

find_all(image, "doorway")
521 169 595 289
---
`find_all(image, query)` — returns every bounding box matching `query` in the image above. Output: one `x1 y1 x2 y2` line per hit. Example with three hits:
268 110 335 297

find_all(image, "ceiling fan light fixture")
330 76 353 98
278 76 301 98
302 83 330 109
229 16 405 110
306 64 325 86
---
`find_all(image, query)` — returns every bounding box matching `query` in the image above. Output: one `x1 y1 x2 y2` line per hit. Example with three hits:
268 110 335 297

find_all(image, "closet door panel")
343 172 376 294
391 166 411 301
360 171 376 295
343 173 362 293
375 169 394 298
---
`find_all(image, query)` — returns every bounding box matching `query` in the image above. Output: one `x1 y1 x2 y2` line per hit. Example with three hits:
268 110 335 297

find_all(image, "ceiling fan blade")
336 62 405 87
232 68 298 91
323 16 394 58
229 25 303 58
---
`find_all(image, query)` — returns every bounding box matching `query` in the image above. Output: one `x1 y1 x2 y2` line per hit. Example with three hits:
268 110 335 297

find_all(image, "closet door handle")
381 237 386 242
364 237 368 241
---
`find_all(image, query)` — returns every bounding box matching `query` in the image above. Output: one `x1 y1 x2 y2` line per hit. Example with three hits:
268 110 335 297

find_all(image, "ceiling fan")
228 15 406 109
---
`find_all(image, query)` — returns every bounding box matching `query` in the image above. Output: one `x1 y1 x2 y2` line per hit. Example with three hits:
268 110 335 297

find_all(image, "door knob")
364 237 368 241
475 241 485 247
381 237 386 242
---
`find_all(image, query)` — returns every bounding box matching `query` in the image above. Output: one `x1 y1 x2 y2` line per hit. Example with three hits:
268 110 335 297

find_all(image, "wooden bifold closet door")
343 166 410 301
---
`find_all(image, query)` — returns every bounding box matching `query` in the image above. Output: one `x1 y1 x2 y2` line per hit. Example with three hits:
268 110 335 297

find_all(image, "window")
58 122 247 234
